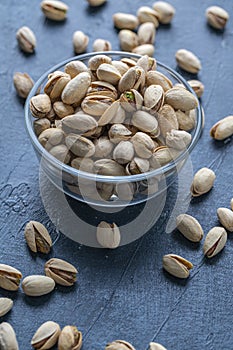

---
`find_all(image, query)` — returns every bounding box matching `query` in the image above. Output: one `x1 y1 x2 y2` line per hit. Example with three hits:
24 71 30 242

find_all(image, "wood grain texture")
0 0 233 349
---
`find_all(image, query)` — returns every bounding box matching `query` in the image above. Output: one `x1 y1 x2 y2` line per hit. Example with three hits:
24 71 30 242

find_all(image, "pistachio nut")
61 113 98 134
153 1 175 24
137 55 157 72
30 94 52 119
24 220 52 254
108 124 132 144
146 71 173 92
31 321 61 350
176 109 196 131
65 134 95 157
121 58 137 68
13 72 34 99
105 340 135 350
45 107 56 121
53 101 74 119
40 0 68 21
120 89 143 113
115 183 135 201
49 144 71 164
176 214 204 242
0 264 22 291
38 128 64 149
94 159 126 176
58 326 82 350
113 13 139 30
163 254 193 278
112 60 129 75
73 31 89 54
94 136 113 158
61 72 91 105
150 146 173 168
206 6 229 30
126 157 150 174
217 208 233 232
88 55 112 72
93 38 112 52
87 0 106 6
22 275 55 296
92 182 114 201
118 66 145 93
187 79 204 98
131 132 154 159
137 6 160 27
98 100 126 126
0 298 13 317
138 22 156 45
16 26 36 53
203 227 227 258
96 222 121 248
149 342 167 350
191 167 216 197
65 60 88 78
45 71 71 102
0 323 19 350
132 44 155 57
96 64 121 85
175 49 202 74
210 116 233 141
81 95 114 117
34 118 51 136
71 157 94 173
119 30 139 52
113 141 134 164
87 81 118 100
165 87 198 111
45 258 78 286
166 129 192 150
132 110 159 136
157 104 179 137
144 84 164 114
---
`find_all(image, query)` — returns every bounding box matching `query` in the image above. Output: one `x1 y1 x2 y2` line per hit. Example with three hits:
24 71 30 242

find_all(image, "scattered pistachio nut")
73 31 89 54
0 298 13 317
190 167 216 197
187 79 204 98
149 342 167 350
206 6 229 30
93 38 112 52
45 258 78 286
22 275 55 297
105 340 135 350
13 72 34 99
31 321 61 350
152 1 175 24
16 26 36 53
0 264 22 291
41 0 69 21
113 13 139 30
203 227 227 258
24 220 52 254
119 30 139 52
137 6 160 28
0 323 19 350
176 214 204 242
58 325 82 350
217 208 233 232
137 22 156 45
210 116 233 141
96 221 121 248
163 254 193 278
175 49 202 74
87 0 107 6
132 44 155 57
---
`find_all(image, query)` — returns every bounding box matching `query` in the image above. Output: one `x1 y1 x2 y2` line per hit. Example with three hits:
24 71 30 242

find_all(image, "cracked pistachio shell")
166 129 192 150
165 88 198 111
144 84 164 114
105 340 135 350
137 55 157 72
163 254 193 278
96 64 121 85
137 6 159 27
38 128 64 149
94 136 113 158
98 100 125 126
0 323 19 350
61 113 98 134
73 31 89 54
176 109 196 131
138 22 156 45
71 157 94 173
112 61 129 75
119 66 145 93
153 1 175 24
150 146 173 168
203 227 227 258
13 72 34 99
34 118 51 136
120 89 143 113
113 141 134 164
94 159 126 176
210 116 233 141
87 81 118 100
53 101 74 119
16 26 36 53
132 110 159 136
0 264 22 291
22 275 55 296
96 222 121 248
45 72 71 101
119 30 139 52
58 326 82 350
93 38 112 52
175 49 202 74
121 58 137 68
30 94 52 119
87 0 107 6
131 132 154 159
45 258 77 286
62 72 91 105
81 95 114 117
41 0 68 21
24 220 52 254
146 71 173 92
132 44 155 57
191 167 216 197
49 144 71 164
88 55 112 71
206 6 229 30
149 342 167 350
113 13 139 30
31 321 61 350
217 208 233 232
66 134 95 157
108 124 132 144
187 80 204 98
0 298 13 317
65 61 88 78
126 157 149 175
176 214 204 242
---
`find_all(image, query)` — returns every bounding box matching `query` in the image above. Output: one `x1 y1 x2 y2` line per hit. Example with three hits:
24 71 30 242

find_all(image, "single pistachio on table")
44 71 71 102
88 54 112 72
113 13 139 30
24 220 52 254
87 0 107 6
45 258 77 286
131 132 155 159
49 144 71 164
210 116 233 140
132 44 155 57
53 101 74 119
137 55 157 72
31 321 61 350
94 159 126 176
71 157 94 173
38 128 64 150
0 323 19 350
113 141 134 164
94 136 113 158
93 38 112 52
190 167 216 197
30 94 52 118
163 254 193 278
73 31 89 54
146 70 173 92
149 342 167 350
65 134 95 157
217 208 233 232
16 26 36 53
22 275 55 297
175 49 202 74
81 95 114 117
108 124 132 144
61 113 98 134
120 89 143 113
132 110 159 136
203 227 227 258
153 1 175 24
34 119 51 136
126 157 150 175
118 66 145 93
0 264 22 291
150 146 174 168
176 109 196 131
165 87 198 111
206 6 229 30
96 222 121 248
87 81 118 100
137 22 156 45
119 30 139 52
105 340 135 350
166 129 192 150
96 64 121 85
176 214 204 242
157 104 178 137
144 84 164 114
58 326 82 350
61 72 91 105
112 60 129 75
65 60 88 78
0 298 13 317
13 72 34 99
40 0 68 21
137 6 160 27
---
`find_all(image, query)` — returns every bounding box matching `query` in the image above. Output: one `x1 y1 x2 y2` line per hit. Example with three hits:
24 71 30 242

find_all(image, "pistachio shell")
163 254 193 278
93 38 112 52
58 326 82 350
0 298 13 317
65 134 95 157
112 61 129 75
165 88 198 111
16 26 36 53
152 1 175 24
138 22 156 45
13 72 34 99
149 342 167 350
120 89 143 113
45 258 77 286
131 132 154 159
217 208 233 232
87 0 107 6
49 144 71 164
61 113 98 134
206 6 229 30
65 60 88 78
22 275 55 296
132 110 159 135
81 95 114 117
137 55 157 72
190 167 216 197
113 13 139 30
105 340 135 350
61 72 91 105
53 101 74 119
175 49 202 74
187 79 204 98
98 101 125 126
34 118 51 136
41 0 68 21
87 81 118 100
127 157 150 174
96 222 121 248
31 321 61 350
71 157 94 173
108 124 132 144
176 109 196 131
94 136 113 158
94 159 126 176
165 129 192 150
137 6 160 27
24 220 52 254
132 44 155 57
88 55 112 71
30 94 52 119
210 116 233 141
146 71 173 92
119 30 139 51
96 64 121 85
0 264 22 291
144 84 164 113
203 227 227 258
176 214 204 242
38 128 64 149
118 66 145 93
113 141 134 164
0 323 19 350
73 31 89 54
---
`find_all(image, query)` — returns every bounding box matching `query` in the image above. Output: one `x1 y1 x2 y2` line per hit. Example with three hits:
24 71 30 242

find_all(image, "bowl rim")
25 51 203 184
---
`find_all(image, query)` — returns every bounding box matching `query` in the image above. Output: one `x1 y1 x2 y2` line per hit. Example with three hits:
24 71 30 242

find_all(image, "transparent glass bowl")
25 51 203 209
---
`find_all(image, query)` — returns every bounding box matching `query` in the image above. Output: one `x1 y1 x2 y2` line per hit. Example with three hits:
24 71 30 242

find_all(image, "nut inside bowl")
25 51 203 208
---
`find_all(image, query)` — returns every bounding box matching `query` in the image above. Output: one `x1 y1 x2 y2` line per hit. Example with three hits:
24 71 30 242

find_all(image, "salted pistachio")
165 87 198 111
88 182 114 201
112 61 129 75
187 80 204 98
0 264 22 291
87 81 118 100
58 326 82 350
118 66 145 93
105 340 135 350
166 129 192 150
175 49 202 74
34 118 51 136
119 30 139 52
138 22 156 45
61 72 91 105
153 1 175 24
61 113 98 134
203 227 227 258
38 128 64 149
131 132 155 159
40 0 68 21
191 167 216 197
0 298 13 317
113 141 134 164
113 13 139 30
45 258 77 286
126 157 150 175
81 95 114 117
31 321 61 350
24 220 52 254
22 275 55 296
94 136 113 158
176 109 196 131
71 157 94 173
73 31 89 54
108 124 132 144
65 61 88 78
120 89 143 113
13 72 34 99
96 222 121 249
149 342 167 350
206 6 229 30
93 38 112 52
45 71 71 102
94 159 125 176
132 44 155 57
121 58 137 68
88 54 112 72
163 254 193 278
137 55 157 72
0 323 19 350
49 144 71 164
144 84 164 114
210 116 233 141
30 94 52 119
98 101 126 126
115 182 135 201
16 26 36 53
146 71 173 92
137 6 159 27
53 101 74 119
97 64 121 85
157 104 178 138
217 208 233 232
132 110 159 136
150 146 174 168
87 0 106 6
176 214 203 242
66 134 95 157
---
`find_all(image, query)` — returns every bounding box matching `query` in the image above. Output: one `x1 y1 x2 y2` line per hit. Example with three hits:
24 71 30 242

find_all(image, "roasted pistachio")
131 132 155 159
62 72 91 105
87 0 106 6
176 214 204 242
0 323 19 350
191 167 216 197
113 13 139 30
13 72 34 99
0 264 22 291
132 110 159 136
165 88 198 111
96 222 121 248
0 298 13 317
30 94 52 119
144 84 164 114
126 157 150 174
58 326 82 350
206 6 229 30
73 31 89 54
97 64 121 85
112 61 129 75
24 220 52 254
146 71 173 92
94 136 113 158
217 208 233 232
61 113 98 134
71 157 94 173
41 0 68 21
38 128 64 149
108 124 132 144
22 275 55 297
149 342 167 350
176 109 196 131
150 146 174 168
132 44 155 57
105 340 135 350
153 1 175 24
137 55 157 72
31 321 61 350
203 227 227 258
93 38 112 52
118 66 145 93
157 104 178 137
210 116 233 141
66 134 95 157
81 95 114 117
120 89 143 113
113 141 134 164
94 159 125 176
45 258 77 286
88 55 112 72
119 30 139 52
166 129 192 150
16 26 36 53
45 71 71 101
34 119 51 136
49 144 71 164
175 49 202 74
87 81 118 100
65 60 88 78
137 6 160 27
138 22 156 45
187 79 204 98
163 254 193 278
53 101 74 119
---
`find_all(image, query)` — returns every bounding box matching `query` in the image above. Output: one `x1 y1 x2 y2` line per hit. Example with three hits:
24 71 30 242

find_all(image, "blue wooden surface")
0 0 233 349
